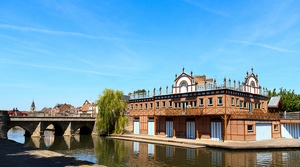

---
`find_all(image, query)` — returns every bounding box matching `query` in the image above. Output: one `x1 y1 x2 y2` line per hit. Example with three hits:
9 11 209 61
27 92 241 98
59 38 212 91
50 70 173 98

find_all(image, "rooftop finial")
182 67 185 73
251 67 254 73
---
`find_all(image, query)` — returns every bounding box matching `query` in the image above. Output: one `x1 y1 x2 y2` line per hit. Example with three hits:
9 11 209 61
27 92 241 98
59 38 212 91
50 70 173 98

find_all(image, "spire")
30 100 36 112
31 100 35 107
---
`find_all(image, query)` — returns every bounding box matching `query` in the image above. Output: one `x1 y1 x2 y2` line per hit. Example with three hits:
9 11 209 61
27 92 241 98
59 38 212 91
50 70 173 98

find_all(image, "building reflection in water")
7 128 300 166
43 131 55 147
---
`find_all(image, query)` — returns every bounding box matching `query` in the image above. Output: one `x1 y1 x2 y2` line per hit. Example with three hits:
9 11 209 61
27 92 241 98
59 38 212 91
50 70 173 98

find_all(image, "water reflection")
7 128 300 166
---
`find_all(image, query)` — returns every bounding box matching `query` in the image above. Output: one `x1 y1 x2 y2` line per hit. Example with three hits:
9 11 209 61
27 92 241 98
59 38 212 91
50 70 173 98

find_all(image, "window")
262 102 265 109
251 81 255 87
199 98 204 106
240 101 243 108
131 104 133 110
274 125 278 131
244 102 247 109
236 98 239 107
208 98 213 106
135 104 138 110
140 104 143 110
193 101 197 107
150 103 153 109
169 101 172 108
180 81 187 88
177 102 181 108
174 102 177 108
156 102 160 108
162 101 166 108
247 125 253 132
231 97 234 106
145 103 148 109
218 97 223 106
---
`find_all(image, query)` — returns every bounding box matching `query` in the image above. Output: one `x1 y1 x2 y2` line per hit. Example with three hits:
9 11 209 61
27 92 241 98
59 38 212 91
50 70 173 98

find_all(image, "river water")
7 128 300 166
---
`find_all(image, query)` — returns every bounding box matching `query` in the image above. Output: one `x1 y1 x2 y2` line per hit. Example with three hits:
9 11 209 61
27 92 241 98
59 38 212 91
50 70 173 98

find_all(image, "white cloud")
183 0 230 17
0 24 96 39
227 40 299 53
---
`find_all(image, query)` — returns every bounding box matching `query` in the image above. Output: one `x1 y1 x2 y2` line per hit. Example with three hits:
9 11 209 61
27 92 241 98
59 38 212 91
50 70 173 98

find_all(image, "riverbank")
0 139 104 167
108 134 300 150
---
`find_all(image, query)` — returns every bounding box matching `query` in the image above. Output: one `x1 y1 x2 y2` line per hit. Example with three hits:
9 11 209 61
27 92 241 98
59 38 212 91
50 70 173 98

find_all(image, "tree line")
268 88 300 112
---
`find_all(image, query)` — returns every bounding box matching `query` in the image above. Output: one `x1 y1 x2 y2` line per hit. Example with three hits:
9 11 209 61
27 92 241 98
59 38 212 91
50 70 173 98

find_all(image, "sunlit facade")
128 68 280 141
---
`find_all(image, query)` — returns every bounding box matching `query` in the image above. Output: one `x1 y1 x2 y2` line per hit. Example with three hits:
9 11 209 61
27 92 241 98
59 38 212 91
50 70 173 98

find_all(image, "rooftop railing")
280 112 300 120
130 83 268 100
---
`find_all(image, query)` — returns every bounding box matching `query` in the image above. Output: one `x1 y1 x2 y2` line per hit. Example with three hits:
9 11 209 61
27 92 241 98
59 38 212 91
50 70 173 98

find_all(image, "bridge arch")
74 126 93 135
42 123 64 136
7 125 31 137
7 122 39 137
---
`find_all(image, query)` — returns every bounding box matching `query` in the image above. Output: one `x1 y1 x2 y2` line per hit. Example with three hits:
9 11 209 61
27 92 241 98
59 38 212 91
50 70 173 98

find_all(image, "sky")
1 0 300 111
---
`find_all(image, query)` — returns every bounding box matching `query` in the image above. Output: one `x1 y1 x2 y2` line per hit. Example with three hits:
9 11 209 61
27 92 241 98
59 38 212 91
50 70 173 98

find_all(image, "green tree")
96 88 128 135
268 88 300 112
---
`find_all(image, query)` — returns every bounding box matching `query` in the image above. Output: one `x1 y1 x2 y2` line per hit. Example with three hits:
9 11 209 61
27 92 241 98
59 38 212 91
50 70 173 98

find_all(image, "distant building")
79 100 96 117
52 103 73 116
30 100 36 112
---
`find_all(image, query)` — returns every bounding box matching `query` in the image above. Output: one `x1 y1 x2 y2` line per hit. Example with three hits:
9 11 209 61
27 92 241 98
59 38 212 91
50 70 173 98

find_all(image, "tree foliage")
96 88 128 135
133 89 146 94
268 88 300 112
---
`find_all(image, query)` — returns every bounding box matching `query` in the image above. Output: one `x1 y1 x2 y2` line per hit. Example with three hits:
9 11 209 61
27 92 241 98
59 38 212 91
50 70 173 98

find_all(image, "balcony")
230 110 280 120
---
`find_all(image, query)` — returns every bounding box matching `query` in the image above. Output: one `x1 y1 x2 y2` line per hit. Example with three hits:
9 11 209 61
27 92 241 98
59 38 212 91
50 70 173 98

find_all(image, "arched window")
180 81 187 88
251 81 255 88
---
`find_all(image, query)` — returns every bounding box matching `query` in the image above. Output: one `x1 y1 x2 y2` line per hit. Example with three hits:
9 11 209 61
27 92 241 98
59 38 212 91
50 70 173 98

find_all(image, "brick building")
128 68 280 141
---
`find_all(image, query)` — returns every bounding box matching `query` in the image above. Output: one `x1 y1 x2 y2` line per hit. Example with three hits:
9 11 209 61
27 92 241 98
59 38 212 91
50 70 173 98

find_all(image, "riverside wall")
0 110 8 139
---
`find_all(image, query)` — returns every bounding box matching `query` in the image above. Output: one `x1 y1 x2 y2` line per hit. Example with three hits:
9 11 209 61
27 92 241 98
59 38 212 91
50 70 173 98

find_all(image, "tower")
30 100 36 112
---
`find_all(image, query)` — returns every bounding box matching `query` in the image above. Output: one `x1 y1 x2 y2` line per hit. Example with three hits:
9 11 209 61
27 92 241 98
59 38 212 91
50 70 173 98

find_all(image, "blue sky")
1 0 300 111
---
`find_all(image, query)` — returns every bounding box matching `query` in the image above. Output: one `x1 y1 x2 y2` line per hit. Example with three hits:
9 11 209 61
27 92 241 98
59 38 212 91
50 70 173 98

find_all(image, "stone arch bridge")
0 111 97 138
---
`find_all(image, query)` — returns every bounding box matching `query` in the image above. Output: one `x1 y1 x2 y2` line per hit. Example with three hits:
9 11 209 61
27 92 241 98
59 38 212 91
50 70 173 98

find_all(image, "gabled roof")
268 96 282 108
81 103 91 112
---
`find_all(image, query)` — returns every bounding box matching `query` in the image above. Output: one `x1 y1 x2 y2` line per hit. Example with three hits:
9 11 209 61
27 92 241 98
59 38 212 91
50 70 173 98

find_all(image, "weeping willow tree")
96 88 128 135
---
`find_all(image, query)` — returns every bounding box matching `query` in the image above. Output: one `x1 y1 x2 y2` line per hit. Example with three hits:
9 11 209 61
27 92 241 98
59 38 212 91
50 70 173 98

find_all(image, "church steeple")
30 100 36 112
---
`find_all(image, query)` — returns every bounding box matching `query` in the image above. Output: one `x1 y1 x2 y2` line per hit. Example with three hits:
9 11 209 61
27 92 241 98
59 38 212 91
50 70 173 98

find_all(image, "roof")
123 95 130 102
31 101 35 107
268 96 282 108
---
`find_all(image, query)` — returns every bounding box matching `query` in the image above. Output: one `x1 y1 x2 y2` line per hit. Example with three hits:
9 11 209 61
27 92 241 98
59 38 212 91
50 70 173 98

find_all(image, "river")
7 127 300 166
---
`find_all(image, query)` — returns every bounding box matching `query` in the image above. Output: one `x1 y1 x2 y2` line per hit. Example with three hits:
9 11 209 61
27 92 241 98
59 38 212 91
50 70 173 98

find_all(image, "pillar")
173 128 176 138
159 87 162 95
0 111 8 139
92 120 98 136
64 122 74 136
32 122 43 137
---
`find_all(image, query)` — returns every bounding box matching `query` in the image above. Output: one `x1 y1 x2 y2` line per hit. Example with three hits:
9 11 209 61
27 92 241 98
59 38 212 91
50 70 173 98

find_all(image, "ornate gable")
243 68 260 94
172 68 196 93
244 68 259 87
174 68 193 86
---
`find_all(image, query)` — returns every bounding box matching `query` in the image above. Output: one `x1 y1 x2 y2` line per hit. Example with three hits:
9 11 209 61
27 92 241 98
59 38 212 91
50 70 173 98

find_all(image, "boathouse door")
166 119 173 137
148 118 154 135
256 124 271 140
186 119 195 139
281 123 300 138
211 122 222 141
134 118 139 134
